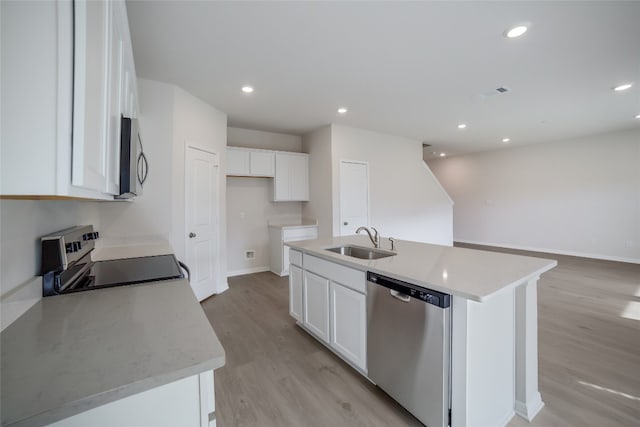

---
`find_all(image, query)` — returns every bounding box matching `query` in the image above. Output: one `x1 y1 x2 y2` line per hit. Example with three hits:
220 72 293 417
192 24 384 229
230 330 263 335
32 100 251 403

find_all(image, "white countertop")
286 236 557 302
1 245 225 427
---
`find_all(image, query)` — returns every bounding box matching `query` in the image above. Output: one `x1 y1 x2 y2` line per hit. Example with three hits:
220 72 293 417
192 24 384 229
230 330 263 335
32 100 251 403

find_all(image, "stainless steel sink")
325 245 396 260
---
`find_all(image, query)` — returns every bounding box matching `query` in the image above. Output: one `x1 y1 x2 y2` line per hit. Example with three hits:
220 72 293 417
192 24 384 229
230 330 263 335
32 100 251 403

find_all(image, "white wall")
0 200 101 328
302 125 333 238
98 79 175 243
172 85 228 293
226 127 303 275
228 127 301 152
331 125 454 246
427 128 640 263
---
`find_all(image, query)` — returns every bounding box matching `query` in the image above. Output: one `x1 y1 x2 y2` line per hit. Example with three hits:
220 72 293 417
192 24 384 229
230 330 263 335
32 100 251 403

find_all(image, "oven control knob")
65 243 74 253
93 231 99 239
73 241 82 251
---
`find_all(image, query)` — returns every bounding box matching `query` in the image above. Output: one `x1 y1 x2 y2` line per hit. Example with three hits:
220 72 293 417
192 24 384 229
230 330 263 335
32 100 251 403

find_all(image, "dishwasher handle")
390 289 411 302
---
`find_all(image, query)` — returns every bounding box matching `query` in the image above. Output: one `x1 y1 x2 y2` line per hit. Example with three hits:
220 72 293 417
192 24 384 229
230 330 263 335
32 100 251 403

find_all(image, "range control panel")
367 271 451 308
41 225 98 274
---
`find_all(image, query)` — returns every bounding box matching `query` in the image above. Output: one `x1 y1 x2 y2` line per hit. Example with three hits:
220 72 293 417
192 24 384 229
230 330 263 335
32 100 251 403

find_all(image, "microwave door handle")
137 151 148 186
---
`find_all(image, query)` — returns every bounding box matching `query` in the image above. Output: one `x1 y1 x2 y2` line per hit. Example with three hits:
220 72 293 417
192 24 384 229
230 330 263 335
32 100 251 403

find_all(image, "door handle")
390 289 410 303
343 221 348 226
189 232 196 238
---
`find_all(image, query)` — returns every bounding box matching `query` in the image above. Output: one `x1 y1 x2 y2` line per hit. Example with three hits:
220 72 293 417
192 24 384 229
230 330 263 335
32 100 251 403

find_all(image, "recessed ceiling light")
241 85 254 93
457 123 467 129
613 83 633 91
502 138 511 143
439 153 446 157
504 25 528 38
337 107 348 114
635 114 640 119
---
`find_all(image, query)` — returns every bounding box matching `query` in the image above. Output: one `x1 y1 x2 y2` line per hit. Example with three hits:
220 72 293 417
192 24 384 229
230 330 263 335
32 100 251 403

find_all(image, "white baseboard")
454 239 640 264
515 393 545 422
226 266 270 277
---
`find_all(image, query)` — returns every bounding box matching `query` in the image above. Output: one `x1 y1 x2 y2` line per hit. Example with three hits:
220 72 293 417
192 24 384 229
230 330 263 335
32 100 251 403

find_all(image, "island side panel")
451 290 515 427
515 277 545 420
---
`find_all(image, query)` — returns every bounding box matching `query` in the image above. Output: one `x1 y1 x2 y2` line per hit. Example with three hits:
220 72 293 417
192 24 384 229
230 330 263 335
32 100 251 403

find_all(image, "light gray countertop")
1 258 225 427
286 235 557 302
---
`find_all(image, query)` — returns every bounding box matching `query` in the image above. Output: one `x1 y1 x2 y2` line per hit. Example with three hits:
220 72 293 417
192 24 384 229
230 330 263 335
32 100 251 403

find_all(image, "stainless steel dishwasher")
367 272 451 427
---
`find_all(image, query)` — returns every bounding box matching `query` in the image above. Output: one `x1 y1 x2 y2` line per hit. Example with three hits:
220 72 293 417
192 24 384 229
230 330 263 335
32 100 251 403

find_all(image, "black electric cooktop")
58 254 184 293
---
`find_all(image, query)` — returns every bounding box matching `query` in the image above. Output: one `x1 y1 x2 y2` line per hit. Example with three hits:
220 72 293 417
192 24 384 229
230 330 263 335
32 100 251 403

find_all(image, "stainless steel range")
41 225 184 296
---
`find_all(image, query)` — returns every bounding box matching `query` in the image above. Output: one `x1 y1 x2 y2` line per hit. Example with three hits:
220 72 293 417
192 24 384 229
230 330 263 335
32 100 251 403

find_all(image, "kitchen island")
286 235 557 427
1 243 225 427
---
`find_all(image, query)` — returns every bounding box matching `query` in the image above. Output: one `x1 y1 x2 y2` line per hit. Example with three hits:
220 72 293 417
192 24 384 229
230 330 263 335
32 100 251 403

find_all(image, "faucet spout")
355 226 380 248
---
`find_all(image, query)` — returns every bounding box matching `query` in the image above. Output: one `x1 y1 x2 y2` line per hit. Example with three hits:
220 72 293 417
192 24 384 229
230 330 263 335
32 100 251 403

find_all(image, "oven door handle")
178 261 191 283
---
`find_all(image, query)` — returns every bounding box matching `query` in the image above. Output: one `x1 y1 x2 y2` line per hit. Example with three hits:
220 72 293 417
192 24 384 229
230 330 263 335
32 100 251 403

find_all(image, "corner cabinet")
225 148 309 202
1 0 138 200
273 152 309 201
289 250 367 373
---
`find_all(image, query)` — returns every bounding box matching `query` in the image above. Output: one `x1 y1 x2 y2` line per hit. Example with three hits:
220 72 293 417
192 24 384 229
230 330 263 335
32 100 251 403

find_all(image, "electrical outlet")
244 250 255 260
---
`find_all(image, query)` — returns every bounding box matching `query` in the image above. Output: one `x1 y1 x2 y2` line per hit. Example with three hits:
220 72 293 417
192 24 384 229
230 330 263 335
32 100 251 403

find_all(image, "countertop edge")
286 239 558 302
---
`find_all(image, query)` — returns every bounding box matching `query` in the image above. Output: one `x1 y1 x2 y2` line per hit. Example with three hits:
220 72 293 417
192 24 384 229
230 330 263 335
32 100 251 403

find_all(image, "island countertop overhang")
286 235 557 302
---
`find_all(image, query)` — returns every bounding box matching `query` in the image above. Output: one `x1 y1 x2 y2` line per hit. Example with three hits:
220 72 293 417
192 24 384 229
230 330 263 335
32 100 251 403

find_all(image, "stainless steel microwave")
117 116 148 199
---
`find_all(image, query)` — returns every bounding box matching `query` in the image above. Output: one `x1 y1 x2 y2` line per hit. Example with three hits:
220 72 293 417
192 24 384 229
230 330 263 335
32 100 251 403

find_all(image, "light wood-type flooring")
201 245 640 427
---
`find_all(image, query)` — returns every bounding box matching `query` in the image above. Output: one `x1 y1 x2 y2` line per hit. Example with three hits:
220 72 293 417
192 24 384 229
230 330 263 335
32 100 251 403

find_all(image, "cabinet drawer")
303 255 366 294
289 249 303 267
283 227 318 242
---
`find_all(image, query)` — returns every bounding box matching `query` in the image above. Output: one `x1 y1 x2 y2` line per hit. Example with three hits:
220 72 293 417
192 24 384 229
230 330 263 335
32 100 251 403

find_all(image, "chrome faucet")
356 226 380 248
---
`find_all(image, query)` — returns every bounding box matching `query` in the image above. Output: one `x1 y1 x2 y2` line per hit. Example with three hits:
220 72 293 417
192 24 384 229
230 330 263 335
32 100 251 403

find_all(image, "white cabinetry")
303 271 330 344
226 147 275 177
0 0 137 199
49 370 216 427
273 152 309 201
289 264 303 322
269 225 318 276
291 253 367 372
330 282 367 371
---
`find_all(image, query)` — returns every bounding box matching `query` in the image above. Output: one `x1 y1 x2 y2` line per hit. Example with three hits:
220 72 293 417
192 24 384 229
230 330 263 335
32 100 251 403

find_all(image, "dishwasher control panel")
367 272 451 308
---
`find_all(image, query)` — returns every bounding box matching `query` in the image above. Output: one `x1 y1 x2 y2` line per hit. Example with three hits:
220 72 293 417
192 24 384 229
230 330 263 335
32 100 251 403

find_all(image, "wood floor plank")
202 247 640 426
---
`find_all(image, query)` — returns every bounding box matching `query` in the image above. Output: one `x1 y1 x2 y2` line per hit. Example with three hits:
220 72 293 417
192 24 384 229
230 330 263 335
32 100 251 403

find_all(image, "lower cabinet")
302 271 330 343
48 371 216 427
290 250 367 373
289 265 303 322
330 282 367 371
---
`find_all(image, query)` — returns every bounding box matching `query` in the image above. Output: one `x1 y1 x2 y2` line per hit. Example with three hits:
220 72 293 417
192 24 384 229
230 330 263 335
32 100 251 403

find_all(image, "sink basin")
325 245 396 260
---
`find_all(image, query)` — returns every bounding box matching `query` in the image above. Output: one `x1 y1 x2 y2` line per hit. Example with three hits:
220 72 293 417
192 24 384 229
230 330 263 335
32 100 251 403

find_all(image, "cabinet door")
72 0 110 192
273 153 309 201
226 148 250 175
104 1 125 195
303 271 330 343
250 151 275 177
330 282 367 371
289 265 303 322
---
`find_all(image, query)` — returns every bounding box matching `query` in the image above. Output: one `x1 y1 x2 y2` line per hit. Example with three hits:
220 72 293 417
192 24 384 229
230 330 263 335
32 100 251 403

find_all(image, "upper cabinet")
273 152 309 202
226 147 309 202
226 147 275 177
0 0 138 200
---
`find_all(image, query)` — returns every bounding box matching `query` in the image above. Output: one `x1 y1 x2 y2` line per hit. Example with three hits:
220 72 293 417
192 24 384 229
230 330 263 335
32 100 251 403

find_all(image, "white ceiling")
126 1 640 157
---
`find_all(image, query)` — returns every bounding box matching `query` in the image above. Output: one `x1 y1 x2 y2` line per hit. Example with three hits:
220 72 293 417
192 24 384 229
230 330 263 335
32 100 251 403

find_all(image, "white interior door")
185 145 219 301
340 161 369 235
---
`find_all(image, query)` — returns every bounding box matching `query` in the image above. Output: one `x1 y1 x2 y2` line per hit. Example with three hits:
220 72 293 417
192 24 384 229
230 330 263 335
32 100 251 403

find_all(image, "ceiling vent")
476 86 511 101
